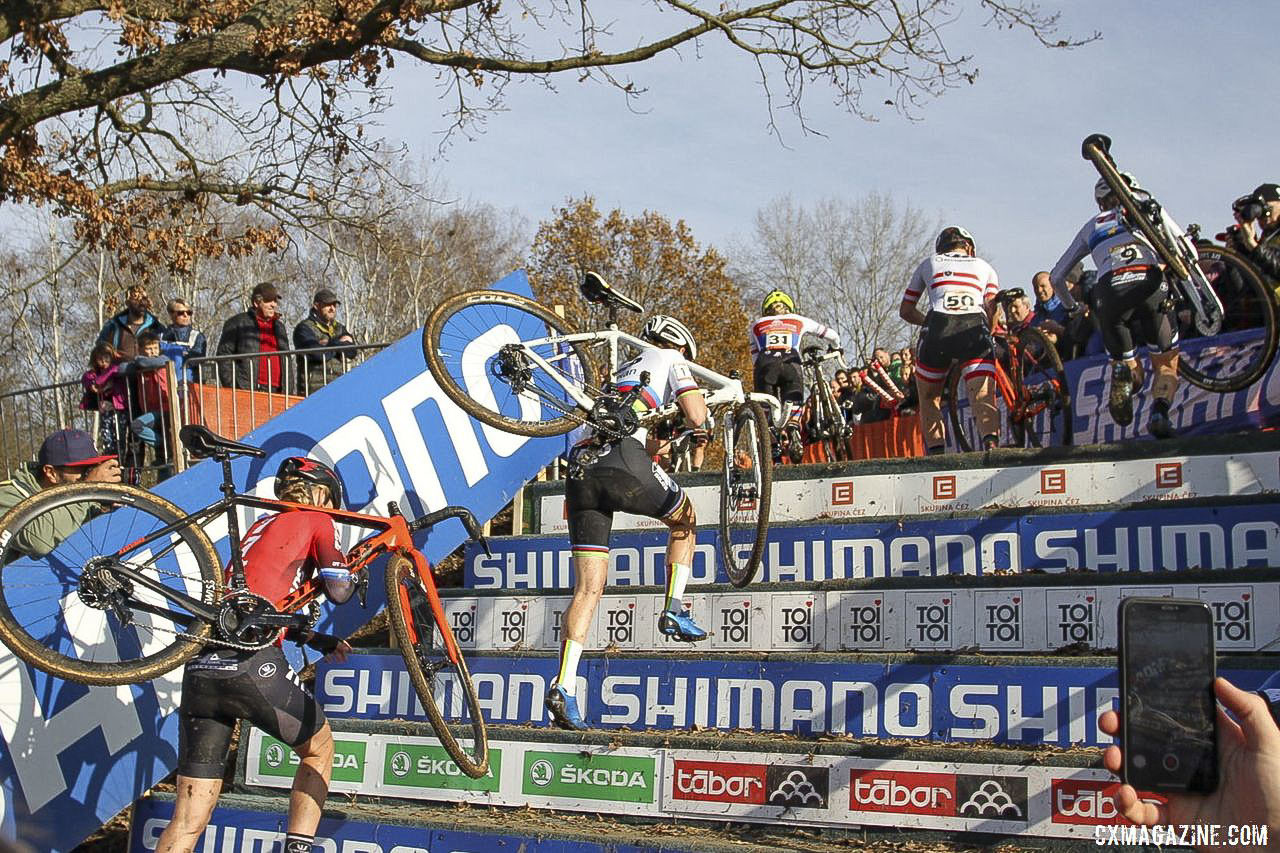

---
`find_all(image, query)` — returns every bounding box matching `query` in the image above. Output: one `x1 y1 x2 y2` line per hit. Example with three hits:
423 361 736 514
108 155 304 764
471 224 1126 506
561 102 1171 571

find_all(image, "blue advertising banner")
2 273 564 852
316 653 1270 749
466 501 1280 588
130 797 671 852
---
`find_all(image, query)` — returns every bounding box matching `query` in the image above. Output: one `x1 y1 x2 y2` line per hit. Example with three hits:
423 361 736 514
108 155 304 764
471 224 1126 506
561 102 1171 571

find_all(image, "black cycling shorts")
753 354 804 406
177 644 325 779
1094 266 1178 358
916 312 995 382
566 437 686 552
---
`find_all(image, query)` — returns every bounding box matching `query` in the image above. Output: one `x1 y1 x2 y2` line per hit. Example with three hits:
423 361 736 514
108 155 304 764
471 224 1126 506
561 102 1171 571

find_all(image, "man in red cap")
0 429 121 556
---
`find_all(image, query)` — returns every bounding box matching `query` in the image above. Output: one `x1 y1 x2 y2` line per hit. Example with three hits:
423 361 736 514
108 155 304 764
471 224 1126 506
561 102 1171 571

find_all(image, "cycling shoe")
1148 409 1176 440
545 684 587 730
659 608 708 642
1108 362 1134 427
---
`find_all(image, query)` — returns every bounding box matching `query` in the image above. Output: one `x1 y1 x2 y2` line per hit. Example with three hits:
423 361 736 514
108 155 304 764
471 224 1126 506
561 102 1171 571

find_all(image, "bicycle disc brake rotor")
492 344 533 391
77 557 134 615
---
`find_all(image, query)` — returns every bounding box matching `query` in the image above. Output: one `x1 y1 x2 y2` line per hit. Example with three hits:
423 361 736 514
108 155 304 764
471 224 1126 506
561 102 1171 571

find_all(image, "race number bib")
765 331 791 351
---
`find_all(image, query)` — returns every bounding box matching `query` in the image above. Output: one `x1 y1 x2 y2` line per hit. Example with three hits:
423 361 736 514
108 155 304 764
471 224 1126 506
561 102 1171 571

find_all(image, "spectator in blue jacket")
97 285 164 360
162 298 207 382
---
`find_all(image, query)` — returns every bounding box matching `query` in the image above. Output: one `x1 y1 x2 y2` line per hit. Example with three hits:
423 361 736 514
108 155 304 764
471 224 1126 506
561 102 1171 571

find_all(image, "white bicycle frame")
1151 207 1225 336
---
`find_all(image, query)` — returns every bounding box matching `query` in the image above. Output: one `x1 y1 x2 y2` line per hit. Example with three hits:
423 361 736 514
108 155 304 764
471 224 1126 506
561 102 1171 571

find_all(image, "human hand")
86 458 122 483
1099 677 1280 847
325 640 353 664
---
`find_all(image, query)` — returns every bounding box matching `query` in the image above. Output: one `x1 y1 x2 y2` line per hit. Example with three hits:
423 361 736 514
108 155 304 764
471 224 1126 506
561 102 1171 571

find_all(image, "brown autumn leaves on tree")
526 196 752 383
0 2 1091 279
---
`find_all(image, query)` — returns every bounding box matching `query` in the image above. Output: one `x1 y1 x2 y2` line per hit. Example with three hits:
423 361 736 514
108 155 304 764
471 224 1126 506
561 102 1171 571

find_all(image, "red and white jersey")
233 510 348 610
904 252 999 316
748 313 839 358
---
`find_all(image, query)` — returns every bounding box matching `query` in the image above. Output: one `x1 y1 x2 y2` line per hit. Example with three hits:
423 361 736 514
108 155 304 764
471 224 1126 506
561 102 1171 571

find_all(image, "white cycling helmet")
1095 172 1141 205
935 226 975 254
642 315 697 361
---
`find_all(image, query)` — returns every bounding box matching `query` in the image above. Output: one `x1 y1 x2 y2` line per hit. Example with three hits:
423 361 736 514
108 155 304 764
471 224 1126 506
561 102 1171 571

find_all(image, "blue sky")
375 1 1277 290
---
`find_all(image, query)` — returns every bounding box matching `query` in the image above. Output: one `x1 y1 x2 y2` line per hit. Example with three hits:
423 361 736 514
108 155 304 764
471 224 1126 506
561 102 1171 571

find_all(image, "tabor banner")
533 447 1280 533
433 579 1279 654
468 500 1280 588
1 272 565 853
314 652 1272 749
236 727 1200 841
130 792 681 852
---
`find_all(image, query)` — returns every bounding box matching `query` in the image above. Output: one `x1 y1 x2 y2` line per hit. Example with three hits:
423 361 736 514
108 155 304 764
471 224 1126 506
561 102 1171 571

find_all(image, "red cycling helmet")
275 456 344 509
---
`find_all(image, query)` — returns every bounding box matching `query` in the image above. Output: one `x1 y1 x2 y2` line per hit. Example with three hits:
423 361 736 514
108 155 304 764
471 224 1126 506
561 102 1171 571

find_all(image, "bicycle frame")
101 452 468 661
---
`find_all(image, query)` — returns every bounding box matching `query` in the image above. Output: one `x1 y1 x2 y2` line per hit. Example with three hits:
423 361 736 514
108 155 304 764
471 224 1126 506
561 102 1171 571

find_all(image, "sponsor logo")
383 743 500 792
671 760 767 804
498 603 528 646
521 751 656 803
1040 469 1067 495
980 595 1022 648
264 743 286 769
766 765 829 808
449 605 476 646
1208 591 1253 645
850 770 956 816
831 481 855 506
1051 778 1164 825
932 475 957 501
258 662 277 678
843 594 883 648
550 605 567 644
719 599 752 646
908 593 951 647
1049 591 1096 645
603 599 636 646
775 598 814 646
258 736 366 783
1155 462 1184 489
956 774 1027 821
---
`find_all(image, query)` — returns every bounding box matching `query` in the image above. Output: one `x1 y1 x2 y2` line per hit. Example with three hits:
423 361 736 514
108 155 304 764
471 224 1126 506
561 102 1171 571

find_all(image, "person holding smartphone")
1099 677 1280 847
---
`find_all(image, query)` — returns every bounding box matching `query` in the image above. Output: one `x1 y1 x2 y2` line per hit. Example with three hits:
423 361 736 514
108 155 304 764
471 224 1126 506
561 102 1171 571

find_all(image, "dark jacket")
1246 225 1280 282
96 310 164 360
292 312 356 366
216 310 288 390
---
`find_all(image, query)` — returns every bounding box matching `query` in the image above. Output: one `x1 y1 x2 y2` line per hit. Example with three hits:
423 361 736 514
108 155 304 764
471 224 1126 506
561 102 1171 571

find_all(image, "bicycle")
0 424 491 778
1083 133 1278 392
946 288 1073 451
799 346 851 462
422 274 776 588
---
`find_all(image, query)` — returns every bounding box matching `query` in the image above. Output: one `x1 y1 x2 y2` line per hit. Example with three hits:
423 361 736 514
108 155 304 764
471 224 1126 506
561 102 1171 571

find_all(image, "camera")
1233 193 1267 223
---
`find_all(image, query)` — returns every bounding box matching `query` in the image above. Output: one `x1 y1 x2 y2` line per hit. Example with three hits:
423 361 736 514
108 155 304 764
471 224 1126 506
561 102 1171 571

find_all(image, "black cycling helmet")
936 226 975 255
275 456 344 509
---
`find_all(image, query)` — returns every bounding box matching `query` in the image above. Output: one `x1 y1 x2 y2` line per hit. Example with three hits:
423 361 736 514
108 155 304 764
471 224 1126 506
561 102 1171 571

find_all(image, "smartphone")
1118 597 1218 793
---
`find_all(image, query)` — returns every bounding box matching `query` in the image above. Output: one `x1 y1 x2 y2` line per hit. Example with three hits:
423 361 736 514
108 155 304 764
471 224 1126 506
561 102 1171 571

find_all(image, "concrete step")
312 648 1280 750
434 565 1280 655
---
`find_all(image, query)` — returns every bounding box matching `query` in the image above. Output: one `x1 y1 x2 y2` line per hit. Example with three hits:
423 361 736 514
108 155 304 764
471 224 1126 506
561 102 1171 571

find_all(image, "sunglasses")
172 310 192 316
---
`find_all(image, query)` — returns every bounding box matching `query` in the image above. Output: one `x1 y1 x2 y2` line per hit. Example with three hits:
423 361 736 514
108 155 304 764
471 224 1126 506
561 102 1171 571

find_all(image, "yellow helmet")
761 289 795 314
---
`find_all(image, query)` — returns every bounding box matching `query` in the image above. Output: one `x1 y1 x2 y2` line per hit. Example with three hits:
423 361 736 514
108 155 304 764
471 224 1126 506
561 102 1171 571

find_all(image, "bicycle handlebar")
406 504 492 557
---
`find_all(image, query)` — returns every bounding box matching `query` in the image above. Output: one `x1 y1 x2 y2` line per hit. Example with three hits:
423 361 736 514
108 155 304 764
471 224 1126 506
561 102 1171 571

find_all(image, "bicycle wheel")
945 363 978 453
1176 245 1278 393
384 554 489 778
0 482 222 686
1010 327 1073 448
423 290 603 437
720 402 772 588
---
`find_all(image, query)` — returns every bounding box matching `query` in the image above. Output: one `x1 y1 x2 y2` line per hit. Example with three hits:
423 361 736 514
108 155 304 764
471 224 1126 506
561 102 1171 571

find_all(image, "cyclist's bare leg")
964 374 1000 441
288 721 335 835
155 776 222 852
1127 356 1145 392
1150 349 1178 402
555 552 607 693
662 495 696 568
915 374 946 450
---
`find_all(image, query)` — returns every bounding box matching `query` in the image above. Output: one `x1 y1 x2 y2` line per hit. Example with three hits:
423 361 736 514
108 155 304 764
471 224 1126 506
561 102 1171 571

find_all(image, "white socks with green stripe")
664 562 691 614
555 638 583 697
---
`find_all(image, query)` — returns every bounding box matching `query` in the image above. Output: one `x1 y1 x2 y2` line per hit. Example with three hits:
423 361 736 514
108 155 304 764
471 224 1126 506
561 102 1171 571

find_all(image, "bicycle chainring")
214 589 280 650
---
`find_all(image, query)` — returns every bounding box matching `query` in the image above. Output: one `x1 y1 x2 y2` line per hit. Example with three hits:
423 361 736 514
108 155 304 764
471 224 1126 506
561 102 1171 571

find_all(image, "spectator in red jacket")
215 282 288 391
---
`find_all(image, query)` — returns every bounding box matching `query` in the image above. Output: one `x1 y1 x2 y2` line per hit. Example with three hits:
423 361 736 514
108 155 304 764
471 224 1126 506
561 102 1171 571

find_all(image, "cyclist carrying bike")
547 315 710 731
899 226 1001 453
157 457 362 853
1049 173 1179 439
748 289 841 456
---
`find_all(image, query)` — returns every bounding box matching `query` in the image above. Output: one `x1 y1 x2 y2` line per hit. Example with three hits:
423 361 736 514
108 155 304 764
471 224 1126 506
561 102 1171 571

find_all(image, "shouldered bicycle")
421 273 779 588
800 345 852 462
0 424 492 777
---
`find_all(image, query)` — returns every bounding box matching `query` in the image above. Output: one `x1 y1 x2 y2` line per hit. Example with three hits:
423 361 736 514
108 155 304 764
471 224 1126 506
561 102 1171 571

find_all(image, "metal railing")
1 343 387 480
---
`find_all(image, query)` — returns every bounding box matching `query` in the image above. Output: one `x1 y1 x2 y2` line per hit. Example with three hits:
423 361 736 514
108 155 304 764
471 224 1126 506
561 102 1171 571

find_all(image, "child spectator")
120 331 174 477
81 342 127 456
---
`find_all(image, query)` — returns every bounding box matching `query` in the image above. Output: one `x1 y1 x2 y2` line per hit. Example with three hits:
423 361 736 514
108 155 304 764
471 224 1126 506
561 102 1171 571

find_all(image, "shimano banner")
467 500 1280 588
315 652 1271 748
1 273 562 852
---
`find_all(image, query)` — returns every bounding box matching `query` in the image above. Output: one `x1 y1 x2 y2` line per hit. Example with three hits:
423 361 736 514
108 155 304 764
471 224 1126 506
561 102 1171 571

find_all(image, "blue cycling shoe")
659 608 709 642
545 684 587 730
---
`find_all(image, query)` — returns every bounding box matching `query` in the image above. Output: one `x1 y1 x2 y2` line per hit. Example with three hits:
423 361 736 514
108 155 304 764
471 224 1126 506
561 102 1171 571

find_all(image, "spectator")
834 370 861 426
163 298 207 382
1225 182 1280 282
81 342 128 456
97 285 164 360
0 429 121 557
216 282 287 392
120 331 174 475
293 288 356 393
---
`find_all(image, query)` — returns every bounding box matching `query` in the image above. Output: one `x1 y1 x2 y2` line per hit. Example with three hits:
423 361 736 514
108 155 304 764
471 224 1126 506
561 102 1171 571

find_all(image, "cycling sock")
664 562 692 613
1152 398 1171 418
555 638 583 697
284 834 314 853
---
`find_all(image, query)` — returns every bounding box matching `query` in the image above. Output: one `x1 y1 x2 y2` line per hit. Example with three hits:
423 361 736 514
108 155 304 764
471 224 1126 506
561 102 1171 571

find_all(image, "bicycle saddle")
580 271 644 313
1082 133 1112 159
179 425 267 459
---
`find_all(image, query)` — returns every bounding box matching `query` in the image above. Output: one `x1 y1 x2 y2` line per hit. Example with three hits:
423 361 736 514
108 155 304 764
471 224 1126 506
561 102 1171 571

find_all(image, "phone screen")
1120 598 1218 793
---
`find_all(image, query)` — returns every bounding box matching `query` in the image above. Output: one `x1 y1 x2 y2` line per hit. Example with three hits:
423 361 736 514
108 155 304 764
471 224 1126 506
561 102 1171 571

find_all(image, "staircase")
130 430 1280 850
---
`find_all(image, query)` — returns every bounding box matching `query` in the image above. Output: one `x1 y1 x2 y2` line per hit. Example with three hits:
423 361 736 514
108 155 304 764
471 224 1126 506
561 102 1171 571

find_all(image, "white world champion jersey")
611 347 700 443
1050 208 1162 289
748 313 839 358
904 253 1000 316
